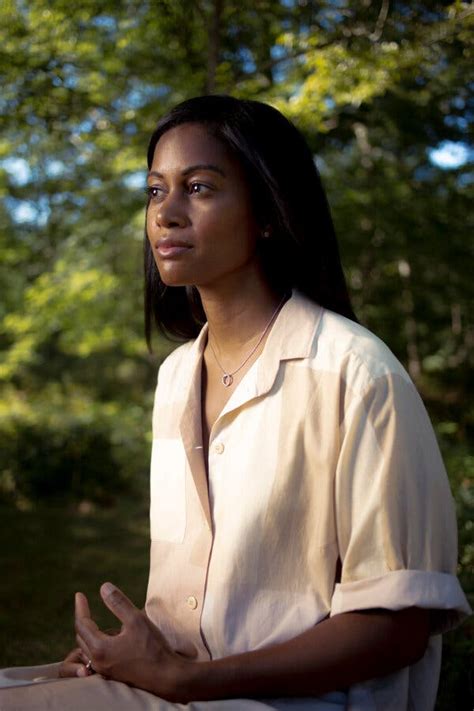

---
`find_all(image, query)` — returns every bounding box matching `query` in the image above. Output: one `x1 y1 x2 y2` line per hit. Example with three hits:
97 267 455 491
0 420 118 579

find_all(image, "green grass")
0 498 150 667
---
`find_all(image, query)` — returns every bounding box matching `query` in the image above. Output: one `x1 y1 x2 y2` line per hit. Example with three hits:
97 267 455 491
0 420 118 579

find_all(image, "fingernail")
77 667 86 677
101 582 116 597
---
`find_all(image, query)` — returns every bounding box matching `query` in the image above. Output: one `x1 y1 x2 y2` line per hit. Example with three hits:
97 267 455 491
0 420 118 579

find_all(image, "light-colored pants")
0 663 348 710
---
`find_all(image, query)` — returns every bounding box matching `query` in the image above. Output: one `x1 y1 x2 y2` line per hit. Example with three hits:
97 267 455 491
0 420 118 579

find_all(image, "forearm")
175 607 429 702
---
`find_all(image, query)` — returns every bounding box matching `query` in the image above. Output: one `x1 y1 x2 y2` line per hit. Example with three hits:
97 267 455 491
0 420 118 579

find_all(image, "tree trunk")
206 0 223 93
398 259 421 380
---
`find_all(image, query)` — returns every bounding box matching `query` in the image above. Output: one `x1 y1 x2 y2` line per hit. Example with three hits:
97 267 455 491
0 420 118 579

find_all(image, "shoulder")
313 306 413 397
152 339 197 406
319 310 411 382
157 338 196 383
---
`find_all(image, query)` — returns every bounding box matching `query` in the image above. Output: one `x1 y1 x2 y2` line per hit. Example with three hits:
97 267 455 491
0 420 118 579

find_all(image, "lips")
156 238 193 258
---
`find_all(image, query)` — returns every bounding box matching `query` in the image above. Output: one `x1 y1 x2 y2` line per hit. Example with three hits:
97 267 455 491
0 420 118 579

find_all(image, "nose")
155 192 188 229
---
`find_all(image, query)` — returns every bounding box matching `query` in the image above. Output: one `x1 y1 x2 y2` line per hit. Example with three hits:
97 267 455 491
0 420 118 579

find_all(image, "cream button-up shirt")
146 291 470 710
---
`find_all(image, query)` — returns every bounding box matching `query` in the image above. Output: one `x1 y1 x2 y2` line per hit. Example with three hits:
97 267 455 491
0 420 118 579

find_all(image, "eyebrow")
148 164 226 180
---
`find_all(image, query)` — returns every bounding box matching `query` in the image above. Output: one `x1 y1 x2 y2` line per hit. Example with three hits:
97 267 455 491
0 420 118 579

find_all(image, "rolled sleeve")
332 370 471 633
331 570 471 633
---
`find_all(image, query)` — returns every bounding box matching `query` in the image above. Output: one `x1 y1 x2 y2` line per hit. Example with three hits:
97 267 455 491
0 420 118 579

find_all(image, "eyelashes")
144 186 163 200
144 183 213 201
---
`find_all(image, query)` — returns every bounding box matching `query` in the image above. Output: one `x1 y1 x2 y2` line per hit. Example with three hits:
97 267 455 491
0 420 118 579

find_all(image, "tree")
0 1 472 705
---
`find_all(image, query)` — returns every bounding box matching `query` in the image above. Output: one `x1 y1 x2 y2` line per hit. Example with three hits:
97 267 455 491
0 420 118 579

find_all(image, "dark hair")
144 94 356 346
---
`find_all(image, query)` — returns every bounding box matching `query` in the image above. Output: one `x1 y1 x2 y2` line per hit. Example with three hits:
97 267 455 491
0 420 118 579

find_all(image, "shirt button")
214 442 225 454
186 595 198 610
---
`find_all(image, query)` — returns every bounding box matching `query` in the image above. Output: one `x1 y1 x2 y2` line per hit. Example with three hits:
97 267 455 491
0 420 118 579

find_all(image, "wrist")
172 657 217 703
177 657 211 703
156 656 200 704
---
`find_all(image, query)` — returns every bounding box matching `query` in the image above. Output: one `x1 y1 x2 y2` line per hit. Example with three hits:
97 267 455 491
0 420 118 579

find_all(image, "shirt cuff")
330 569 472 634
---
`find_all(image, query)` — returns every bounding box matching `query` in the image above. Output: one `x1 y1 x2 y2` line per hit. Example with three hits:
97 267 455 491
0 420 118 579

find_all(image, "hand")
58 646 91 678
75 582 189 701
59 604 122 679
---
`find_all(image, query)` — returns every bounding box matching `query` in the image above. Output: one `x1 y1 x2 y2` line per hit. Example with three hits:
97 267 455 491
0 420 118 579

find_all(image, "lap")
0 664 272 711
0 666 172 711
0 664 347 710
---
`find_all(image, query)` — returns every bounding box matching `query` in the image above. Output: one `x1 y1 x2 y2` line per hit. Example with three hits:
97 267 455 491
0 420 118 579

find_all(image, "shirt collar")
183 289 322 401
177 290 322 528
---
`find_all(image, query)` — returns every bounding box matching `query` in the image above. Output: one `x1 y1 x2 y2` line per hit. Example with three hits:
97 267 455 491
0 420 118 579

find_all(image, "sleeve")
330 370 471 634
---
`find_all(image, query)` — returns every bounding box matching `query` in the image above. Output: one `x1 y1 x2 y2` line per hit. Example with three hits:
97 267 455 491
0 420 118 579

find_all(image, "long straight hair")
144 95 356 346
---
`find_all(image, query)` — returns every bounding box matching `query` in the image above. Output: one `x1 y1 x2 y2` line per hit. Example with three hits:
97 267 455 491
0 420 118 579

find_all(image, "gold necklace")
209 294 288 387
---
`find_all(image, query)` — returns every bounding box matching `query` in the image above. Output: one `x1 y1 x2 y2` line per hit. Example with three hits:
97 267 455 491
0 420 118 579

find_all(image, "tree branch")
369 0 390 42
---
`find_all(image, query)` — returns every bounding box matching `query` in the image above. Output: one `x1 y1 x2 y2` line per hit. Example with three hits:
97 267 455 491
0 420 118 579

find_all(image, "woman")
0 95 470 710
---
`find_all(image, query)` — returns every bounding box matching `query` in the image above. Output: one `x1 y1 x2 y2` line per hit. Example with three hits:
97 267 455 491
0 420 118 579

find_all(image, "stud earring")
262 228 271 239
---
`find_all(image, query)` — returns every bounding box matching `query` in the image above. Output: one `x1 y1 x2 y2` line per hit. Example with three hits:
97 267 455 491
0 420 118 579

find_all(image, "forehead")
150 123 240 173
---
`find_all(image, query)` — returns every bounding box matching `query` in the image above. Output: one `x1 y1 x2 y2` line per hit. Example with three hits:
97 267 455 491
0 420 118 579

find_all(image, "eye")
145 185 165 201
189 182 211 195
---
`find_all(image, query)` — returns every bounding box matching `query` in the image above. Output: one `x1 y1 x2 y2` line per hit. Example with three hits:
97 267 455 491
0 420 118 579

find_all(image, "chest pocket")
150 438 187 543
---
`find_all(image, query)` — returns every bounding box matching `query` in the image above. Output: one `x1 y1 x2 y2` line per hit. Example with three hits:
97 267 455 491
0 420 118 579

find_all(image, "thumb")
100 582 138 625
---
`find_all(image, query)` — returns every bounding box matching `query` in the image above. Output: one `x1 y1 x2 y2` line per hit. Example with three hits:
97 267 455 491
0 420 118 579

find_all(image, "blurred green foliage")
0 420 122 503
0 0 473 706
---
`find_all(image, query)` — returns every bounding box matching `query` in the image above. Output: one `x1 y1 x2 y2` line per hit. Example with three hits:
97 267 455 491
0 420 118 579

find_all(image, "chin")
160 277 189 288
157 266 193 288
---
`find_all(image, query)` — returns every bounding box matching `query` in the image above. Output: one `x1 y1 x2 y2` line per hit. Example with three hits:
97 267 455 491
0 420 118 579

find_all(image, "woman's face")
146 123 262 289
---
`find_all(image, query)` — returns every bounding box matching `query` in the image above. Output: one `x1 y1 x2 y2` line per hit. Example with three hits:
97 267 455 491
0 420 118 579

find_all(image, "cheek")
225 211 259 258
203 200 258 252
145 210 160 268
146 207 154 237
146 209 161 261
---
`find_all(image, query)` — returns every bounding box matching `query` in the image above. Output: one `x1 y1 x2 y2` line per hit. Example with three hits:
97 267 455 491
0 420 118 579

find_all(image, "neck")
197 274 285 360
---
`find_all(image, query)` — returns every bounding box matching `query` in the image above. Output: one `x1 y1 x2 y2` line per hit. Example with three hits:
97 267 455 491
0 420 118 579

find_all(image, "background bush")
0 420 123 504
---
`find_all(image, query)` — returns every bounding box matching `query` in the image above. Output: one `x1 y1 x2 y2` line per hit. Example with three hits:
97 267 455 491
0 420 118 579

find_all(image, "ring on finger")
85 659 95 674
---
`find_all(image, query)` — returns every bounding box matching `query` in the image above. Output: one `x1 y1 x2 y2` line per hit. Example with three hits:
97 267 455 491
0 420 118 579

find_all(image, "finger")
76 632 93 663
75 592 101 638
60 661 90 678
103 627 121 636
75 615 107 656
100 582 138 625
64 647 83 663
58 649 89 678
75 592 91 620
